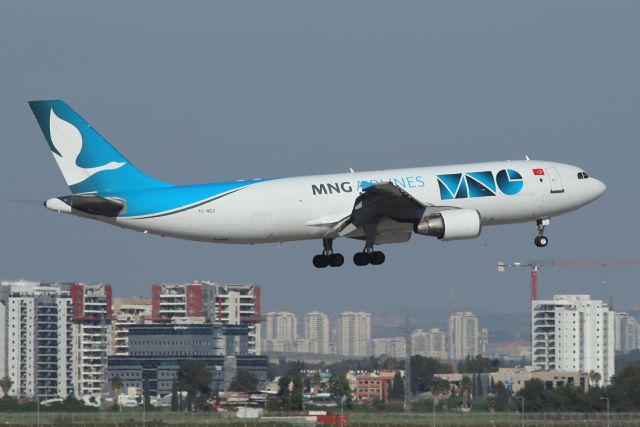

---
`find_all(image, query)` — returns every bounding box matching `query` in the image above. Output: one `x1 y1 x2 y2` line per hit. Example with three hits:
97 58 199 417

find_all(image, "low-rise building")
107 355 268 395
353 371 397 402
489 367 589 393
107 322 267 395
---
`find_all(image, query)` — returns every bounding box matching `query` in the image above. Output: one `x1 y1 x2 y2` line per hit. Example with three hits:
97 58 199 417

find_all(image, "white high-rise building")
305 311 330 354
263 311 298 352
370 337 406 358
337 311 371 357
532 295 615 385
412 328 447 359
614 312 639 353
0 281 74 399
68 283 112 398
448 311 479 360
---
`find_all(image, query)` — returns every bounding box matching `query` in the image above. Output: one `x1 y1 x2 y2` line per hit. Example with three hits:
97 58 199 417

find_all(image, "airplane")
29 100 606 268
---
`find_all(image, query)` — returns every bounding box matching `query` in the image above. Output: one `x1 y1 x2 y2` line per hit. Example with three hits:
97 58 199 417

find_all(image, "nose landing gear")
534 218 550 248
312 238 345 268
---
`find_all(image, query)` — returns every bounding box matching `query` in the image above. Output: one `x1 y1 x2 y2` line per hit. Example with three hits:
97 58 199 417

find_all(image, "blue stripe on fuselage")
100 179 272 218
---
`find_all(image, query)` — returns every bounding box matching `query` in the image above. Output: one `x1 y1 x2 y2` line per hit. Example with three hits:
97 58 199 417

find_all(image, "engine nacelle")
414 209 482 241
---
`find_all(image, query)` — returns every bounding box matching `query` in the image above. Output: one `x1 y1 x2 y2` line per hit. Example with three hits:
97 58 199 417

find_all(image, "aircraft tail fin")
28 100 170 194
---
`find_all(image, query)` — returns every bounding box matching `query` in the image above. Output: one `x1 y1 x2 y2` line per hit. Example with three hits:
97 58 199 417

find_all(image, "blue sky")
1 1 639 316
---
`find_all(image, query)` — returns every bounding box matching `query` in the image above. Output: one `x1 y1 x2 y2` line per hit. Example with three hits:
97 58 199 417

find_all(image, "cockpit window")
577 172 590 179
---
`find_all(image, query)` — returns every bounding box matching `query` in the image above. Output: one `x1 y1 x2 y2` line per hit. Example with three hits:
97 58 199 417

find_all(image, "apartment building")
448 311 479 360
614 312 639 353
532 295 614 385
370 337 406 358
109 297 151 356
263 311 297 352
412 328 447 359
0 282 74 399
0 282 111 399
68 283 112 397
337 311 371 357
305 311 330 354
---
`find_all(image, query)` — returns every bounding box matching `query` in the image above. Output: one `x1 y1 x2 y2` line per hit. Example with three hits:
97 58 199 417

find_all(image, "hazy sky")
2 1 639 319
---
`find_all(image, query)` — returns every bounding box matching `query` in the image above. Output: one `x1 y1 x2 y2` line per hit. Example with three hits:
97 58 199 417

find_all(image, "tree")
457 355 500 374
311 372 322 392
516 379 545 412
0 376 13 397
329 373 352 407
110 376 123 408
589 370 602 387
389 372 404 401
229 368 259 392
290 375 304 411
460 375 472 408
170 380 178 412
487 381 511 412
287 360 305 377
431 377 450 407
410 355 451 394
277 376 291 410
176 361 213 411
609 365 640 411
143 378 151 410
61 394 88 411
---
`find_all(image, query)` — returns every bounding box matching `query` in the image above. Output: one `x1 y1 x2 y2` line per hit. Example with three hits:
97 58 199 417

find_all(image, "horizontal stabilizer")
45 194 125 217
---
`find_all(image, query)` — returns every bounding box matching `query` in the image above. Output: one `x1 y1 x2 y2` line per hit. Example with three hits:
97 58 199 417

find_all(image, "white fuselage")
103 160 605 244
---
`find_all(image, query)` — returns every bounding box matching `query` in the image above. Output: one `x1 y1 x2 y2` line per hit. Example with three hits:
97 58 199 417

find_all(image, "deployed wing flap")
338 182 431 240
344 217 414 243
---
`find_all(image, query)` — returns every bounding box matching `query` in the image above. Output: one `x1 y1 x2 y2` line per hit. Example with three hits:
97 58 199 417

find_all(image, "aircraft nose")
592 178 606 200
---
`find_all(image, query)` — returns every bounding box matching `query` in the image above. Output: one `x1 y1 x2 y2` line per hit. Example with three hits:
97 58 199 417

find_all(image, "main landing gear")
312 227 387 268
353 221 385 266
353 248 386 266
534 218 550 248
312 238 345 268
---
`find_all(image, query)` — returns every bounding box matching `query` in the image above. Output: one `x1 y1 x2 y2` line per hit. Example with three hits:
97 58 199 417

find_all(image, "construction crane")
497 258 640 301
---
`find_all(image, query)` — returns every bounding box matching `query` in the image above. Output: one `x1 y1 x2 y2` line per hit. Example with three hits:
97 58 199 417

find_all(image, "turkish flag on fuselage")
532 168 545 176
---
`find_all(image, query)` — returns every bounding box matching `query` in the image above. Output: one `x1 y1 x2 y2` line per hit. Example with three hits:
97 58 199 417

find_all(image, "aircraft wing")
338 182 442 242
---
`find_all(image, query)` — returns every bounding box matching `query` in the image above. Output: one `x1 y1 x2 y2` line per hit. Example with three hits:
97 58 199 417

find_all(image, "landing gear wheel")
313 255 329 268
534 235 549 248
369 251 386 265
313 239 344 268
534 218 550 248
353 252 370 266
329 253 345 267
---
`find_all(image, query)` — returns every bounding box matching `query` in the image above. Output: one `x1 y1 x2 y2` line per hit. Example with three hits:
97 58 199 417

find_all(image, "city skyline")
3 278 639 401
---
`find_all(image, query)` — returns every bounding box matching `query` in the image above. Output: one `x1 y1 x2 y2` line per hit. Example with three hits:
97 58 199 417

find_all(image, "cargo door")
545 167 565 193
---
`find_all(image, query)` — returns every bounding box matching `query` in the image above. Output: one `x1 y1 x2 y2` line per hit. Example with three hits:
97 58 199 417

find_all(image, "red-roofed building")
353 371 397 402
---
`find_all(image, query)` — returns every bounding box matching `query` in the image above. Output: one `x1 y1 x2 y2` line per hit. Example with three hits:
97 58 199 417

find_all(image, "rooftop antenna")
449 290 457 314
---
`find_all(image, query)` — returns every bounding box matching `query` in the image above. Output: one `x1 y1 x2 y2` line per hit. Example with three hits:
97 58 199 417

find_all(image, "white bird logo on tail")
49 109 125 186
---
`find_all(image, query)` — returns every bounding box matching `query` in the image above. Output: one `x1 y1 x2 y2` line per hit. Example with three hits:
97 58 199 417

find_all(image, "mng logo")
437 169 523 200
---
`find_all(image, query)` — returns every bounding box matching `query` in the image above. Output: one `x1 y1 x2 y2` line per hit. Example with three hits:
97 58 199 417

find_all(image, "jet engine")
414 209 482 241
